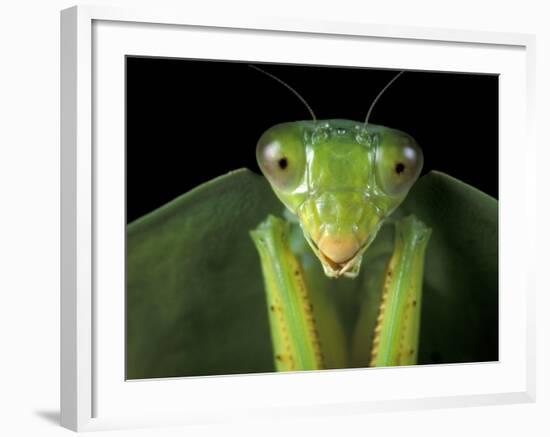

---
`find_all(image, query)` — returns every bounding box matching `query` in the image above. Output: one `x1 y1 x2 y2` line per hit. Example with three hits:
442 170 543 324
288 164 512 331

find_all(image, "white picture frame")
60 5 536 432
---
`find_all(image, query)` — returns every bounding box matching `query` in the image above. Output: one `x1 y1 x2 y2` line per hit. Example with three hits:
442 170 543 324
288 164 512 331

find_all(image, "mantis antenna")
249 64 317 122
364 70 405 128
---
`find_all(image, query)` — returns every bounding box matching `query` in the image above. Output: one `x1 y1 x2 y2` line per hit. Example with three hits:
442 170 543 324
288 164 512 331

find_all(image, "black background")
126 57 498 223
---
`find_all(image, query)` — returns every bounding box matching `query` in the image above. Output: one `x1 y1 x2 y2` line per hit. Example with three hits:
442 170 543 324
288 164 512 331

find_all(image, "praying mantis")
249 66 432 371
125 62 498 380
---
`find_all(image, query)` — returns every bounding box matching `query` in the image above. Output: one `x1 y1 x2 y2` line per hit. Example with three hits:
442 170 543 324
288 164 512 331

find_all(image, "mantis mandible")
249 66 432 370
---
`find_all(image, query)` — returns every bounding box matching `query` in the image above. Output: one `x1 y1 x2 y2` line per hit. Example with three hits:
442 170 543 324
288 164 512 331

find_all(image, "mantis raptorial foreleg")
250 215 324 371
369 215 431 367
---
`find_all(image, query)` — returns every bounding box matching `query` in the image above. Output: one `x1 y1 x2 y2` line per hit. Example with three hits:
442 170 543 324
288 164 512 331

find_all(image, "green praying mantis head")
254 68 423 278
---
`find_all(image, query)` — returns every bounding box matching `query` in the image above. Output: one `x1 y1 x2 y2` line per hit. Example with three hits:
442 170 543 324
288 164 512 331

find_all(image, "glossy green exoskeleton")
250 67 431 371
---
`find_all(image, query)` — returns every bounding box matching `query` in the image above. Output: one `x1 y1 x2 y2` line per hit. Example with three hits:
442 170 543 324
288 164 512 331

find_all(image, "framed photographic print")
61 5 536 432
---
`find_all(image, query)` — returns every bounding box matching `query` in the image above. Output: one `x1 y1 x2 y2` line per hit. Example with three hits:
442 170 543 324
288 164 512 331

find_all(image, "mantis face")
257 119 423 278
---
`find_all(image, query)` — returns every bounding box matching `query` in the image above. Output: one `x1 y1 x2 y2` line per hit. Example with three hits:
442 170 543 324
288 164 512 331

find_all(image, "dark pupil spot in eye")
395 163 405 174
278 157 288 170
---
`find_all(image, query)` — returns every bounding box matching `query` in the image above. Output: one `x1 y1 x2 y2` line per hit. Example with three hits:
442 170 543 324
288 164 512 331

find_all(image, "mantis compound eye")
256 125 306 191
375 133 423 196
